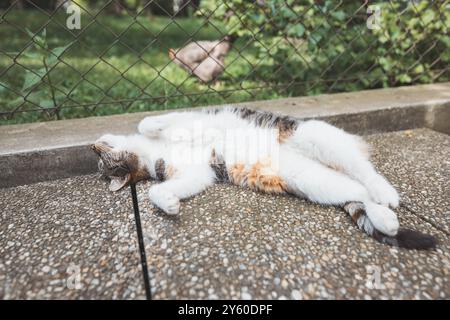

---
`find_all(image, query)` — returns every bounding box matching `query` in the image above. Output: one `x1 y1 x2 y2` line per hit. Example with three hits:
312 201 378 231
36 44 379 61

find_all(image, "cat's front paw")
366 175 399 208
148 186 180 215
138 117 167 138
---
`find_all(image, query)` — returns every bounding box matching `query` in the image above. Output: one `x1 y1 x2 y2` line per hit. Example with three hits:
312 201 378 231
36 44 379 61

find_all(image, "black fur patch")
204 108 220 115
154 158 166 181
209 149 229 182
231 107 298 132
203 107 299 134
382 228 437 250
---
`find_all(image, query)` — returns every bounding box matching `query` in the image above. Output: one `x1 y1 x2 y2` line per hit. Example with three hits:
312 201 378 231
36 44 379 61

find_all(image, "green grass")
1 7 448 125
0 10 285 124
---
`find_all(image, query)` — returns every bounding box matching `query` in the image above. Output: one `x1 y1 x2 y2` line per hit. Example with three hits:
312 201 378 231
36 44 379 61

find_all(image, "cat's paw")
365 203 399 236
95 134 126 148
148 186 180 215
138 117 167 138
366 175 399 208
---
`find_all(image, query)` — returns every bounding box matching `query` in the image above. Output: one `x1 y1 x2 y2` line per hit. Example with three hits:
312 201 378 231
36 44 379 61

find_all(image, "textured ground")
0 128 449 299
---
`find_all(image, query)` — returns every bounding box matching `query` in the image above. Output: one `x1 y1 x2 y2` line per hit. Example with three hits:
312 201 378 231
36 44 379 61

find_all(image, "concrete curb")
1 83 449 188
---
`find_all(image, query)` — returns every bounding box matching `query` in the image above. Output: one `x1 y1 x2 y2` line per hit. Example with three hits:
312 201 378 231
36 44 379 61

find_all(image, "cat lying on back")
92 106 437 250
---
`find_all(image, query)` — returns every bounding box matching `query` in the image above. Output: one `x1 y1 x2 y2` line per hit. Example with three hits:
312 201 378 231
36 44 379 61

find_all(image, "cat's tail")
343 202 437 250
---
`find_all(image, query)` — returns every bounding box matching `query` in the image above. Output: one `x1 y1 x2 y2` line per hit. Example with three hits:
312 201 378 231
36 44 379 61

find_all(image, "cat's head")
91 134 149 191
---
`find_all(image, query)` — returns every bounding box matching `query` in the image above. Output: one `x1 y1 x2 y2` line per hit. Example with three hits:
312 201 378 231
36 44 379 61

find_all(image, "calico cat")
92 106 437 250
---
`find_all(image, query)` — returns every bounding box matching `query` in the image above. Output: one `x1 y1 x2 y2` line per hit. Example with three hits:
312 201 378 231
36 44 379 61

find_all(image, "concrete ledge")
1 82 449 188
0 145 97 188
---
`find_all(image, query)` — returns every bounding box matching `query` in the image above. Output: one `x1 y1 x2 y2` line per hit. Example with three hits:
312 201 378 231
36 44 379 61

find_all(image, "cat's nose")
91 141 113 154
91 144 100 154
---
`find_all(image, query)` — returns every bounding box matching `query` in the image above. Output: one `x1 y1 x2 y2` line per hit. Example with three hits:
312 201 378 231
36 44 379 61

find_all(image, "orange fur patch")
258 175 287 194
248 161 287 194
229 164 247 185
229 161 287 194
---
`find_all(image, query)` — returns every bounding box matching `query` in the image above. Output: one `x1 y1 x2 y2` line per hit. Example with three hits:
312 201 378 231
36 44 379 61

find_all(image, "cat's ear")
109 174 131 192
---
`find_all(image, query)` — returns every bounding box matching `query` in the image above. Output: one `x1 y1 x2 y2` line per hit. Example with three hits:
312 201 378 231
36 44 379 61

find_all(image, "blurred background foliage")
0 0 448 124
201 0 449 93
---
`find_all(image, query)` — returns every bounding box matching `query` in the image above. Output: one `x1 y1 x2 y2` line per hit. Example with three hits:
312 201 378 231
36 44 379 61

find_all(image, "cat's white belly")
160 120 281 170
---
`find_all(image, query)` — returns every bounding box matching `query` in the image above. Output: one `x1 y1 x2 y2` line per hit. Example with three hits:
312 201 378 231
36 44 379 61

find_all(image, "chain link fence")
0 0 448 124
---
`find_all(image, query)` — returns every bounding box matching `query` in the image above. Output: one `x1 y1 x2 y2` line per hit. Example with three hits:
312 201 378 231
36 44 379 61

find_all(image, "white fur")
148 185 180 215
286 120 399 208
99 108 400 235
148 165 216 215
364 202 399 236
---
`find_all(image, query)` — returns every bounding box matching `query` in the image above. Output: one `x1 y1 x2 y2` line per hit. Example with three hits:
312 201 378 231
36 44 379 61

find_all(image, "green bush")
201 0 449 95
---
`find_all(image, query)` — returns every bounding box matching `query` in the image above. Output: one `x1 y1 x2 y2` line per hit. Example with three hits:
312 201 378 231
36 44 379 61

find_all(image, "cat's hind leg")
280 151 399 236
288 120 399 208
282 156 436 249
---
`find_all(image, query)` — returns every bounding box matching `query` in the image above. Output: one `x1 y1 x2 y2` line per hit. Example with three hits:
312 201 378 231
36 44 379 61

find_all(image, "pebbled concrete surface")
0 176 145 299
137 183 449 300
0 128 448 299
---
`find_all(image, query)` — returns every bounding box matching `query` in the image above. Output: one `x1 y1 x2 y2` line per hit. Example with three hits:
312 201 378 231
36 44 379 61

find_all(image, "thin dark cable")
130 182 152 300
